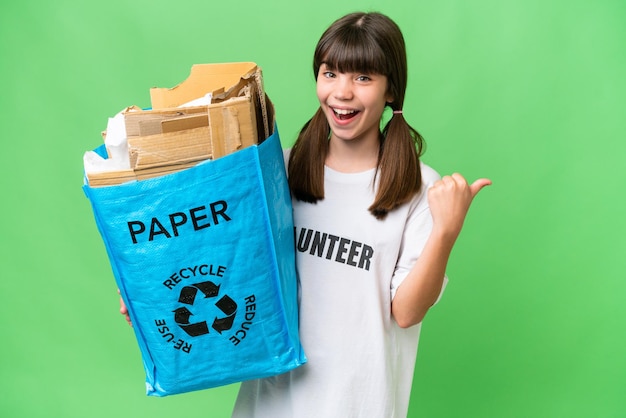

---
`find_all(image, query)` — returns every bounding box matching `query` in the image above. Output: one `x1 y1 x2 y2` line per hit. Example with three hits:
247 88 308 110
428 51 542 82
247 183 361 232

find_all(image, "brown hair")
288 12 424 219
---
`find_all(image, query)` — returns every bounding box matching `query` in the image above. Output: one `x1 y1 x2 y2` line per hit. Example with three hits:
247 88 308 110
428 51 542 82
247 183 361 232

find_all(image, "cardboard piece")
150 62 256 108
85 62 274 187
150 62 272 140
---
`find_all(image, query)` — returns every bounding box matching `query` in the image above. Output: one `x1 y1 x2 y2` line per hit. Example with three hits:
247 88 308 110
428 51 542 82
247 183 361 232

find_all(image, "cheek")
372 96 388 115
316 82 328 104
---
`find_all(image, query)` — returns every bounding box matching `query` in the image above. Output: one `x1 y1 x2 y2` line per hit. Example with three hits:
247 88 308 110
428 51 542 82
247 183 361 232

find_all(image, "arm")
391 174 491 328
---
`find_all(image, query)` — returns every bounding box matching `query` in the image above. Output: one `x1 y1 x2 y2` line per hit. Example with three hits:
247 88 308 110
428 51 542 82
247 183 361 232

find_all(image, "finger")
470 178 492 197
119 296 128 314
441 175 457 188
450 172 467 184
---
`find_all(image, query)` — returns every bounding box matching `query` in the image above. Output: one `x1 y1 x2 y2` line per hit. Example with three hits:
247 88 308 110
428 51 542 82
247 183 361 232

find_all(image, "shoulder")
282 148 292 171
419 161 441 187
396 162 440 216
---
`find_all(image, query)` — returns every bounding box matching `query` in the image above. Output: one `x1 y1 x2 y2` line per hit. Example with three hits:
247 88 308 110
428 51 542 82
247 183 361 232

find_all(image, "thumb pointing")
470 178 492 198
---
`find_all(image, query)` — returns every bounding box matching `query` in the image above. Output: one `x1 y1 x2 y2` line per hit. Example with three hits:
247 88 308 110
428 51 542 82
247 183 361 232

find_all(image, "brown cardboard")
161 114 208 133
150 62 258 109
86 62 274 187
123 106 208 137
123 95 258 164
206 96 258 158
128 126 212 170
124 63 268 162
150 62 272 140
86 169 137 187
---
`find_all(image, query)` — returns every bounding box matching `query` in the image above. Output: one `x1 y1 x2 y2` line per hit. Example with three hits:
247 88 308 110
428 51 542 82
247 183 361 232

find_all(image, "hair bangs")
315 26 389 77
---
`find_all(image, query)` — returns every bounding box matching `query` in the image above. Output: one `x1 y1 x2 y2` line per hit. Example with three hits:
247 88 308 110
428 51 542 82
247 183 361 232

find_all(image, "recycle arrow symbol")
173 306 209 337
173 281 237 337
212 295 237 334
178 281 220 305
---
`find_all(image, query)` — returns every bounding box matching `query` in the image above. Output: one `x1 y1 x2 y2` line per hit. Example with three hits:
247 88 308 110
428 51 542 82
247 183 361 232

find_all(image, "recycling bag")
83 126 306 396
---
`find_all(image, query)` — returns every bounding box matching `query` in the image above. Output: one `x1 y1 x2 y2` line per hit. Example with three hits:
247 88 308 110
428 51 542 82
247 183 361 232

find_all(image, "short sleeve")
390 163 448 302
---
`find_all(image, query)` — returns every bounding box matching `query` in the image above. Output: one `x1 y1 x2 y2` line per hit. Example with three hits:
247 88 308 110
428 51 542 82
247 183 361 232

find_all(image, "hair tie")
393 110 403 114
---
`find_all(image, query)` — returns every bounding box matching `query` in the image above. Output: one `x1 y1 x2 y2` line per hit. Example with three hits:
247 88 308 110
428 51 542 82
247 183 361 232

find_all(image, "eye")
323 71 336 78
356 75 372 82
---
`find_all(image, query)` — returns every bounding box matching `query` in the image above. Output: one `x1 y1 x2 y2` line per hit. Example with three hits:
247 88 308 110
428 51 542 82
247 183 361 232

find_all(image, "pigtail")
369 111 424 219
288 107 330 203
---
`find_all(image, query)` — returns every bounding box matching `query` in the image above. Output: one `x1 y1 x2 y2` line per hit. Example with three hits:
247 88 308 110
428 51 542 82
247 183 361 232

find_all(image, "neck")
326 135 379 173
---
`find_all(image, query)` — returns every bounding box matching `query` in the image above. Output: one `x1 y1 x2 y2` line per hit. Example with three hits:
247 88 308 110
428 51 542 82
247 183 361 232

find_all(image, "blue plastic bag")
83 127 306 396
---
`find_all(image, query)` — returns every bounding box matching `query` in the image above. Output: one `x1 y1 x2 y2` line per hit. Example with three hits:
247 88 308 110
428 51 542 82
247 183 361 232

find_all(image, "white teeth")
333 108 356 115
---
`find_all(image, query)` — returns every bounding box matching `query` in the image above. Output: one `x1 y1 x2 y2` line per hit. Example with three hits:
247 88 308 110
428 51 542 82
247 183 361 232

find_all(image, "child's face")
316 63 392 145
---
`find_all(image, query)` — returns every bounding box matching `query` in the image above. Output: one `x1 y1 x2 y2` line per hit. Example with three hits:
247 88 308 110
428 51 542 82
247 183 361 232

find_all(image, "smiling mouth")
332 107 359 121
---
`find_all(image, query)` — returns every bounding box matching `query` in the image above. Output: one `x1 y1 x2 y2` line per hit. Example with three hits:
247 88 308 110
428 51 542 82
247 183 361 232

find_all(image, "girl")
119 10 490 417
231 11 491 418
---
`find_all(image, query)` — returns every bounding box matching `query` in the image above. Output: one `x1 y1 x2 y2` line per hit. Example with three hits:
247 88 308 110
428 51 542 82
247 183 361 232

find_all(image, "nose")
333 75 353 100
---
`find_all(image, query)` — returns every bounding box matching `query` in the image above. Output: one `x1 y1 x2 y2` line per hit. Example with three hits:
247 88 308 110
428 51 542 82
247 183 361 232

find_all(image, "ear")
385 79 395 104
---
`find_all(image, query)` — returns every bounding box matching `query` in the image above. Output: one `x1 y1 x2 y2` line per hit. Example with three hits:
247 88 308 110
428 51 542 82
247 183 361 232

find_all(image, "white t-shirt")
232 162 446 418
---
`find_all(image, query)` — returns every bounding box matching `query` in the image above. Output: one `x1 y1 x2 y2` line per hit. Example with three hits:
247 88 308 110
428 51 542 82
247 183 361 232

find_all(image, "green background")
1 0 624 417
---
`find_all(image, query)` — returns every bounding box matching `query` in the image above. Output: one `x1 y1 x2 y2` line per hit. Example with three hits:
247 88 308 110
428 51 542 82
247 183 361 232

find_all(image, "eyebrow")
319 62 376 75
